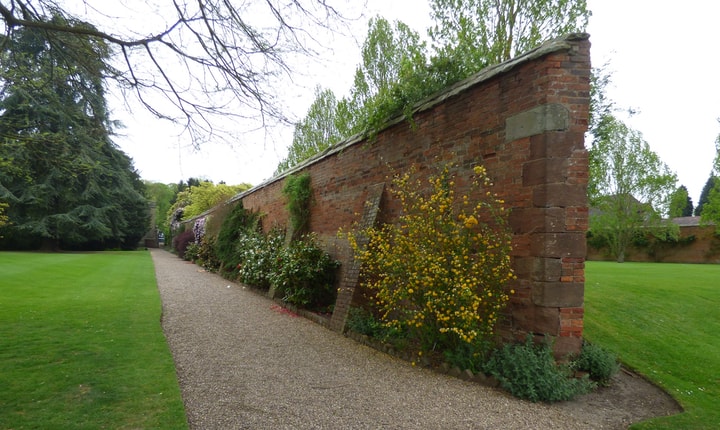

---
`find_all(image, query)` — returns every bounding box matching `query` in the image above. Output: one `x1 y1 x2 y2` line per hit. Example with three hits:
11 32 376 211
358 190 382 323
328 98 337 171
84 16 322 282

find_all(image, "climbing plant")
282 172 312 239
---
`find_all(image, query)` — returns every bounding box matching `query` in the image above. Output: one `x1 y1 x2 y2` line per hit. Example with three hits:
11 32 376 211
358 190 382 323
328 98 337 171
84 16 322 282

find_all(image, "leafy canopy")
699 131 720 228
276 1 591 173
166 180 250 226
668 185 694 218
0 13 148 250
588 115 678 262
275 87 345 175
429 0 590 82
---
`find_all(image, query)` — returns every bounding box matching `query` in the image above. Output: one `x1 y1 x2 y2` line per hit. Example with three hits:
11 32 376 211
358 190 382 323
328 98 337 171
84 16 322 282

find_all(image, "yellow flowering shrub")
346 164 515 356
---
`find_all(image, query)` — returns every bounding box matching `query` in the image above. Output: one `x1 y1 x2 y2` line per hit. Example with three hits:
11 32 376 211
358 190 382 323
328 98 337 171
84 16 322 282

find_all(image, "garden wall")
231 34 591 356
587 218 720 263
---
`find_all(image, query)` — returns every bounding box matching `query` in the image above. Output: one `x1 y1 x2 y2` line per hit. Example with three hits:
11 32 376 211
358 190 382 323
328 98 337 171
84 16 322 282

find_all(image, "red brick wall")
588 224 720 264
233 34 591 356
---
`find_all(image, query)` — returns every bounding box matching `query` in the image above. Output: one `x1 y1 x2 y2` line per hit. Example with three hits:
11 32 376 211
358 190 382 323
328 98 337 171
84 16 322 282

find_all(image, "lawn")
585 261 720 429
0 251 187 430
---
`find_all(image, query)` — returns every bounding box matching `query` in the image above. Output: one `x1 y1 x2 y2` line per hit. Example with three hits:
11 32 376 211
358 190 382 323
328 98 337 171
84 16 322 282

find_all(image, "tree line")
0 0 591 250
2 0 719 257
276 0 589 174
275 2 720 264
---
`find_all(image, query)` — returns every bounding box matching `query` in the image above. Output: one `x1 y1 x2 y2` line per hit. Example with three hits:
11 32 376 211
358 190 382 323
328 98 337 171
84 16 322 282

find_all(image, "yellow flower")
464 215 478 228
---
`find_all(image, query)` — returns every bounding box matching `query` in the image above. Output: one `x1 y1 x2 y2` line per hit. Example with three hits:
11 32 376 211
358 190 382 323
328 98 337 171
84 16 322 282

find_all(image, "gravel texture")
151 249 677 429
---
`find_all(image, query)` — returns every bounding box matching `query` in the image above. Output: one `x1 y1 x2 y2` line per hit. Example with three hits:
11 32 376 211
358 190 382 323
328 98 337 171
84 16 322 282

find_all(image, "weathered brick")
182 35 591 355
522 158 568 186
509 207 566 234
530 232 587 258
532 281 584 307
532 257 563 282
532 183 587 208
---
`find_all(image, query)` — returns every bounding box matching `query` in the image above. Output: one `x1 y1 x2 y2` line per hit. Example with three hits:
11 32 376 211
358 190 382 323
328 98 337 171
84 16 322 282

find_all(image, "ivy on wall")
282 172 312 239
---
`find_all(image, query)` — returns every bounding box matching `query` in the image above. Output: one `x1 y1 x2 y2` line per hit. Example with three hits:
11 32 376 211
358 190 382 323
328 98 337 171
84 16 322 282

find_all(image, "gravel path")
151 249 612 429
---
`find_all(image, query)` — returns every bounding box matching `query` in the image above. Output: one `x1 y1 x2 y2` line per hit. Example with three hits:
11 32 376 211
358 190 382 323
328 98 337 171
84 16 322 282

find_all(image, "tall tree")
0 202 8 236
145 181 177 238
180 181 251 220
694 174 717 216
349 16 430 134
588 115 678 262
275 16 430 173
0 14 148 250
0 0 346 146
668 185 694 218
699 132 720 227
276 2 592 174
166 180 250 230
276 87 345 175
428 0 590 82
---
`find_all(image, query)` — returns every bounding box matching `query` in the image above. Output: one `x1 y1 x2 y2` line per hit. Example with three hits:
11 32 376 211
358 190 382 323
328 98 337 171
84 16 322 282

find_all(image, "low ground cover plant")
0 251 187 429
571 341 620 386
484 335 596 402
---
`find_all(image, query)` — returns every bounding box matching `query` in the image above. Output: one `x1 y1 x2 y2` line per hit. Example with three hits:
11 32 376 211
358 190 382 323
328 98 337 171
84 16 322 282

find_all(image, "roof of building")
671 216 704 227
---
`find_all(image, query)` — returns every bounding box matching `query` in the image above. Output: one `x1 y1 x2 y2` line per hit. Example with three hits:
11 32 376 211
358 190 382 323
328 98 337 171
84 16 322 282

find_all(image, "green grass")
585 261 720 429
0 251 187 430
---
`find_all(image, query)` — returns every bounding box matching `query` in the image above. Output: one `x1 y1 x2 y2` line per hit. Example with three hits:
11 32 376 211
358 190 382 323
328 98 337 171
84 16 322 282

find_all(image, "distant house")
671 216 706 228
589 193 656 222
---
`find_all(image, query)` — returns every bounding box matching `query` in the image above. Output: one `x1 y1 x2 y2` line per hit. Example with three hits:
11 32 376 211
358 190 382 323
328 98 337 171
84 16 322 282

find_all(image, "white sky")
114 0 720 204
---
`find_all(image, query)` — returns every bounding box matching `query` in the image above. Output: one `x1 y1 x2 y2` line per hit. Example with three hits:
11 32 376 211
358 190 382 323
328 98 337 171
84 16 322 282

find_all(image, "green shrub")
346 306 407 349
443 341 487 374
346 307 384 337
484 336 596 403
194 236 221 271
184 241 201 261
237 229 285 290
269 234 339 309
572 341 620 386
215 201 261 274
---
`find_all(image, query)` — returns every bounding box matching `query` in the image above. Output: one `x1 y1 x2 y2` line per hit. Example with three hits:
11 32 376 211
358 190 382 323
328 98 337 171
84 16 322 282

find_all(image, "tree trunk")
616 249 625 263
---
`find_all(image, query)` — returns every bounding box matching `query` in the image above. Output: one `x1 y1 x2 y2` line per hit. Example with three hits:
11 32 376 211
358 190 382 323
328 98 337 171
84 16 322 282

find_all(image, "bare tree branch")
0 0 351 148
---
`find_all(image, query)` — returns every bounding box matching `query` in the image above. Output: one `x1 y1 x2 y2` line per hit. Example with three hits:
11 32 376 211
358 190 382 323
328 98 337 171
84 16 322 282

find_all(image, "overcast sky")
114 0 720 204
